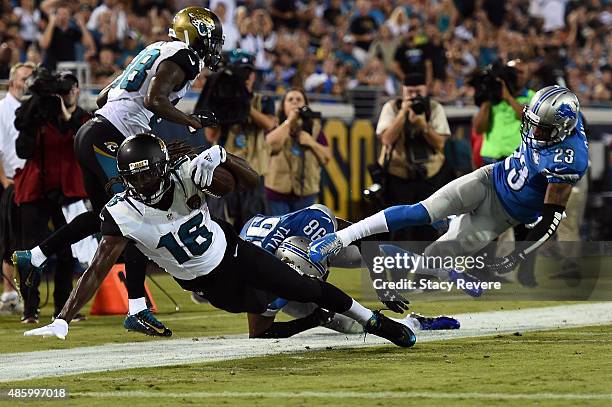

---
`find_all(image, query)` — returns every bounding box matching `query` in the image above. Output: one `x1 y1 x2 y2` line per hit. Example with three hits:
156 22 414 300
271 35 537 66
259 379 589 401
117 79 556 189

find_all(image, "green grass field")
1 268 611 406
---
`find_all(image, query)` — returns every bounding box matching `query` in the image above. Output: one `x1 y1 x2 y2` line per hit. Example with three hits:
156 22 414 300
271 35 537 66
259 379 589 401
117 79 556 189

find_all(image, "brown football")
195 166 236 198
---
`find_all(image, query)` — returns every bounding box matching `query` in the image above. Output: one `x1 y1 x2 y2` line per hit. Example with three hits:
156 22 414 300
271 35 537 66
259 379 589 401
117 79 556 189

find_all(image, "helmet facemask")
120 160 172 205
520 108 559 148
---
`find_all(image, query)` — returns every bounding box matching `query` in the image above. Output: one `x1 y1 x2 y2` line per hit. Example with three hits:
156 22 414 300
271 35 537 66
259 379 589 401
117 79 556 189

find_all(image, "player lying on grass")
310 86 588 281
23 133 416 348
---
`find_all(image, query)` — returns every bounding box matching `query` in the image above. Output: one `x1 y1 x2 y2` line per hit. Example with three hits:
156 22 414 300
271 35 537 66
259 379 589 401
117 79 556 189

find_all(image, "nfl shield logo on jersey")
532 150 540 165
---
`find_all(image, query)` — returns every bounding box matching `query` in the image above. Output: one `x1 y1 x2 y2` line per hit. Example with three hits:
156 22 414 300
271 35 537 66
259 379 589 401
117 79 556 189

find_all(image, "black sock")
39 212 100 257
254 313 322 338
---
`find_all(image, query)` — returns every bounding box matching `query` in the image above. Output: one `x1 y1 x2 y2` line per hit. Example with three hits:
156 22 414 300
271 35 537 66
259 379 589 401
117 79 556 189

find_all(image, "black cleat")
364 310 417 348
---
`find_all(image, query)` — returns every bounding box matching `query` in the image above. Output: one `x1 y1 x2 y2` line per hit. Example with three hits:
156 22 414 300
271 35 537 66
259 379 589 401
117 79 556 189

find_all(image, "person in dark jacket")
13 71 90 323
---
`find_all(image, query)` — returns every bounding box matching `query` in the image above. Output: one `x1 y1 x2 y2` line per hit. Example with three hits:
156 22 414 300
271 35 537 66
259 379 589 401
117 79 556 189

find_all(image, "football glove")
486 252 524 275
188 110 218 133
24 318 68 340
379 288 410 314
189 145 227 188
124 309 172 337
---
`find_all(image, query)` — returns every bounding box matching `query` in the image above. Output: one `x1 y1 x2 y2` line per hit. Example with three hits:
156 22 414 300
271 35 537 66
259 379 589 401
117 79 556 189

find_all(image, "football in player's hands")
192 165 236 198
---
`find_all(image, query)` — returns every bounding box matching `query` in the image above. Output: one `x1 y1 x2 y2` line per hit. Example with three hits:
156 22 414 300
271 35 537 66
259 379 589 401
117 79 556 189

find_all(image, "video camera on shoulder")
468 60 518 106
19 67 78 124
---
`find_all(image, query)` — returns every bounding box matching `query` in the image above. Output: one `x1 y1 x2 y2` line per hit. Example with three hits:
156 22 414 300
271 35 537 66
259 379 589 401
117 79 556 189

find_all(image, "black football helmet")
168 7 224 70
116 133 171 204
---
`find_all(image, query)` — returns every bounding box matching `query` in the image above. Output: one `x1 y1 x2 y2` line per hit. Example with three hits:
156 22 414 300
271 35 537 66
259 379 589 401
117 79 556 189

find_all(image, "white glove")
24 318 69 340
189 146 227 188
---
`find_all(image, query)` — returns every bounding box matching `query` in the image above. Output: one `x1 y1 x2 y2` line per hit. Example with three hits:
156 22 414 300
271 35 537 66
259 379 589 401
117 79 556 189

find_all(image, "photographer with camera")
12 69 91 323
472 59 535 164
198 50 277 227
370 72 450 241
265 88 331 216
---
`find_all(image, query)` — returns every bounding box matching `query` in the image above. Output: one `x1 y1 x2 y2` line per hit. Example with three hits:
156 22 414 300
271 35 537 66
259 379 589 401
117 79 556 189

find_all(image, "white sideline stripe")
2 302 612 383
70 390 612 401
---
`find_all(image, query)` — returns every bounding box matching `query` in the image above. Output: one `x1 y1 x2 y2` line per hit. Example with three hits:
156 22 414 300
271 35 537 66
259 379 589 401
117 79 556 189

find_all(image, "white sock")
342 299 374 325
128 297 147 315
30 246 47 267
1 291 17 302
337 211 389 246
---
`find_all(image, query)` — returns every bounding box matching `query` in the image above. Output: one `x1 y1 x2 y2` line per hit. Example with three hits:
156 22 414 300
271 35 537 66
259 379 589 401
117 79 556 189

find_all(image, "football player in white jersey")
13 7 223 334
24 133 417 348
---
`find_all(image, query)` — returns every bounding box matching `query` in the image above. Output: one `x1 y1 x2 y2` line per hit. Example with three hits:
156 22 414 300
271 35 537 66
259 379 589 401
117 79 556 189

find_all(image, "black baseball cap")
403 72 425 86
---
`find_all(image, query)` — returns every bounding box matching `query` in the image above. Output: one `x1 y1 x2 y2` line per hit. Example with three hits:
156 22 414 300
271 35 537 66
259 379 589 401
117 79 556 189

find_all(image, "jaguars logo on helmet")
276 236 328 280
169 7 224 70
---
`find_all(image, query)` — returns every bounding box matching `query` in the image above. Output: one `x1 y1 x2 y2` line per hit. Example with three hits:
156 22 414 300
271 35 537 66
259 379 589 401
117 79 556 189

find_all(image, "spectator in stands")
0 62 34 316
265 88 331 215
270 0 298 31
39 1 96 71
368 24 400 73
335 35 363 70
392 27 432 84
350 0 379 53
13 71 90 323
87 0 128 44
473 59 535 165
92 47 120 85
13 0 41 53
239 9 276 72
304 58 338 95
374 72 451 241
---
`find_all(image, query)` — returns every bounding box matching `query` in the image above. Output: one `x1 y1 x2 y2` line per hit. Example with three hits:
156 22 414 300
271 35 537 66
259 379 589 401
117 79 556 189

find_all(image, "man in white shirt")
0 62 34 314
86 0 128 41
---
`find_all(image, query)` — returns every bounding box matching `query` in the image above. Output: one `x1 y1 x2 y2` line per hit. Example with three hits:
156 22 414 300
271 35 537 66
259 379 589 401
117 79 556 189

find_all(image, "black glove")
189 110 218 133
486 252 524 275
378 289 410 314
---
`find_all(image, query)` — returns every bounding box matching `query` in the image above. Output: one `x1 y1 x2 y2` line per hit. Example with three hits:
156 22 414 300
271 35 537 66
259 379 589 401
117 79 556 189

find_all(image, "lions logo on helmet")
276 236 328 280
520 86 580 148
169 7 224 70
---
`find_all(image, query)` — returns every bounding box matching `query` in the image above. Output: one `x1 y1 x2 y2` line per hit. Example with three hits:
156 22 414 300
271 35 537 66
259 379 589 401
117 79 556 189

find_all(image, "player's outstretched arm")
144 60 202 130
24 236 128 339
486 183 571 274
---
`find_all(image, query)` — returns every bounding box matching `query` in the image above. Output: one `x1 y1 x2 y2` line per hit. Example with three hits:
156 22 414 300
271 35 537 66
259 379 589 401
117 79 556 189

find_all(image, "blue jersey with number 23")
492 115 588 223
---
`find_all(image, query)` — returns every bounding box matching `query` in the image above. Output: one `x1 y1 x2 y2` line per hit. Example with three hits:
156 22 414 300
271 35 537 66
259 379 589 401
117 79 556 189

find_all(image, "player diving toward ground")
310 86 588 285
13 6 222 333
23 133 417 348
228 205 458 338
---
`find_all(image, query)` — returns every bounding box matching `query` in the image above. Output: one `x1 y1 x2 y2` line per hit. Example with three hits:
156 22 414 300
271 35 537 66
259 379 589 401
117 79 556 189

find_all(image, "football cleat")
412 313 460 330
309 233 343 263
11 250 45 287
448 269 484 297
124 309 172 337
364 310 417 348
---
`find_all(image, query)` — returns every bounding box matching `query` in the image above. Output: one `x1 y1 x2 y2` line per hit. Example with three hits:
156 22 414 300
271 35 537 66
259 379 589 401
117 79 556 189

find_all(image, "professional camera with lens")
468 61 518 106
297 106 322 120
195 65 253 126
18 67 77 125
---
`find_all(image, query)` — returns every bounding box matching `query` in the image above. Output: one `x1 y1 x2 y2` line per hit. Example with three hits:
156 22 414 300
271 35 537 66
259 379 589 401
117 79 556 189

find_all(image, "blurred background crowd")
0 0 610 105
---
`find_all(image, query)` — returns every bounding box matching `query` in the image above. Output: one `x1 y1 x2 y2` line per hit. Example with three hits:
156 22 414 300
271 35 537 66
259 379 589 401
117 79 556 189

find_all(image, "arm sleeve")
518 203 565 256
165 48 200 81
